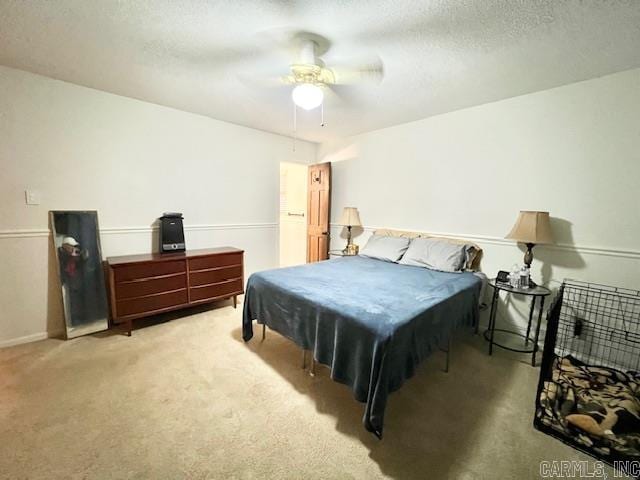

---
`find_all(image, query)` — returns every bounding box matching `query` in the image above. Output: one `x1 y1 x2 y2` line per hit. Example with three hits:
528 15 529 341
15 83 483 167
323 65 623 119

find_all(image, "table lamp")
340 207 362 255
505 211 554 268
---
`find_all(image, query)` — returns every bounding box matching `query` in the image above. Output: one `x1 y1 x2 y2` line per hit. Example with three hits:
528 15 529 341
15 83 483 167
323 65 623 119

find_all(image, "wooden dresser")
106 247 244 335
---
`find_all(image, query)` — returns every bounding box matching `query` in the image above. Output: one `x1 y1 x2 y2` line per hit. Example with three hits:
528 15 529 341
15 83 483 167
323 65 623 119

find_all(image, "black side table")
484 279 551 366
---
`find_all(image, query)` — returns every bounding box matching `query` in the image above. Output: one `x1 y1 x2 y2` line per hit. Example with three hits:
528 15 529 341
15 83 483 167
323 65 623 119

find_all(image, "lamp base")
524 243 535 269
345 244 359 256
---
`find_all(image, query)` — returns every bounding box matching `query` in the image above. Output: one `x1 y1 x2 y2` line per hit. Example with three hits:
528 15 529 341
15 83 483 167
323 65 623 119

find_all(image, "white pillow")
359 235 410 262
399 237 469 272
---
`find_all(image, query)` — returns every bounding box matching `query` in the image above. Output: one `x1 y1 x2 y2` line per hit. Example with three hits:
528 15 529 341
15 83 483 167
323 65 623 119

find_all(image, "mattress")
242 255 482 437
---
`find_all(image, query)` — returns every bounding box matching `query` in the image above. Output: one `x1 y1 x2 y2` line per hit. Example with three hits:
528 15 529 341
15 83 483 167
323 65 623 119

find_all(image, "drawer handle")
190 277 242 289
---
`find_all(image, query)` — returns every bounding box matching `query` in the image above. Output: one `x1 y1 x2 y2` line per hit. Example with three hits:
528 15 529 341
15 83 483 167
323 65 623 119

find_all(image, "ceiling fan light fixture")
292 83 323 110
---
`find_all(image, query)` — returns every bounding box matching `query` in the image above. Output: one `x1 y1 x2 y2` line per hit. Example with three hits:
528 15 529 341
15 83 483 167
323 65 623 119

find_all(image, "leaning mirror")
50 211 109 338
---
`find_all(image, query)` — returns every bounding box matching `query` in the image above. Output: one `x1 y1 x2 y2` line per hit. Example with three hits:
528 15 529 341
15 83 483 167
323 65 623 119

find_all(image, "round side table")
484 279 551 366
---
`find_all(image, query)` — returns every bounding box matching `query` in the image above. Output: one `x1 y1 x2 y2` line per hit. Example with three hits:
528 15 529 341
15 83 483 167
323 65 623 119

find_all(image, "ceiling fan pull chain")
321 102 325 127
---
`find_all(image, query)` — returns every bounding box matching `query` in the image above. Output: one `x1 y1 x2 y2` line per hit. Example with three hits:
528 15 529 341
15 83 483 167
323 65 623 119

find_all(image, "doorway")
279 162 308 267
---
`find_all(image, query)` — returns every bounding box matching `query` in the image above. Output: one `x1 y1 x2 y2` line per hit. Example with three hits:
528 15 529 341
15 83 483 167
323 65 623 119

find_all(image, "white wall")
0 66 316 347
320 68 640 331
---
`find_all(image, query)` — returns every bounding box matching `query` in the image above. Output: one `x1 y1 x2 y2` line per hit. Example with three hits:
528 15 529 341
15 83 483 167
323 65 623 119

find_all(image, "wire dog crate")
535 279 640 464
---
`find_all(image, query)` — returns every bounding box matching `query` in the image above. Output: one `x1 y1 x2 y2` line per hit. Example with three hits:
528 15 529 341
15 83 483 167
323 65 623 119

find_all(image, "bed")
242 233 484 438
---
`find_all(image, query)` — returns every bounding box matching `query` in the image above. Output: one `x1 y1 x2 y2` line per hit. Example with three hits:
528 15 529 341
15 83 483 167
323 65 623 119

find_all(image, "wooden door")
307 162 331 262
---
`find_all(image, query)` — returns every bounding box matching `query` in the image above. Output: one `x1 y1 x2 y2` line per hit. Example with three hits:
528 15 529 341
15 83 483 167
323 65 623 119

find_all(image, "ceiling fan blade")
233 29 332 90
323 84 343 105
253 28 332 62
237 73 293 89
152 27 303 77
234 49 296 88
326 57 384 85
322 84 366 109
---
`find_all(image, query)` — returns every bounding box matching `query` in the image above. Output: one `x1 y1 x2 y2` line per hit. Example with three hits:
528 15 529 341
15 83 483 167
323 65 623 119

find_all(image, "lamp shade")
340 207 362 227
505 211 554 245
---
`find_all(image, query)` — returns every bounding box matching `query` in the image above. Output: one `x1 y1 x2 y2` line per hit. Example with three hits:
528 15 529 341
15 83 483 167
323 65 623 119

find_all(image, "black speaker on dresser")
159 212 185 253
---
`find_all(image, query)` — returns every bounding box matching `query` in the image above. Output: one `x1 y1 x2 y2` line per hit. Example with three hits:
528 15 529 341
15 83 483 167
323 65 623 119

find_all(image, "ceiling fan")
248 30 384 112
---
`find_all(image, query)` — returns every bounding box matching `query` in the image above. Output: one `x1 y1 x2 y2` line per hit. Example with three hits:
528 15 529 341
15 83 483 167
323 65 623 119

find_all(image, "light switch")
25 190 41 205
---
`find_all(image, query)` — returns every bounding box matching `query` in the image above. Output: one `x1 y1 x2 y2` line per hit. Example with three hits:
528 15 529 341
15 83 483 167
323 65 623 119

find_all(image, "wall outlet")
25 190 41 205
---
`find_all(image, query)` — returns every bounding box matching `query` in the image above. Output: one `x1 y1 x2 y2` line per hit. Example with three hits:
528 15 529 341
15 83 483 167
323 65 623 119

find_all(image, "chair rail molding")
0 223 278 239
329 223 640 261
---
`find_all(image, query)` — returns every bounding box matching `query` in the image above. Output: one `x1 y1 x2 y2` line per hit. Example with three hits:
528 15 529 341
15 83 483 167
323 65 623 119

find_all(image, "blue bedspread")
242 256 482 437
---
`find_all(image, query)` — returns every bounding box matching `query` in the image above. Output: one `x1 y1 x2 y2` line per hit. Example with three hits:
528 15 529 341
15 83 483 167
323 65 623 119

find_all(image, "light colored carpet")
0 302 614 479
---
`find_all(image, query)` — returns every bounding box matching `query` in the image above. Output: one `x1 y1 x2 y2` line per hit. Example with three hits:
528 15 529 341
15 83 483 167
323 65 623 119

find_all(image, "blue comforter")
242 255 482 437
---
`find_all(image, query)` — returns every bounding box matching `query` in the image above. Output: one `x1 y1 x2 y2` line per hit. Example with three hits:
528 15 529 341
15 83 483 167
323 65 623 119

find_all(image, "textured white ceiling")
1 0 640 143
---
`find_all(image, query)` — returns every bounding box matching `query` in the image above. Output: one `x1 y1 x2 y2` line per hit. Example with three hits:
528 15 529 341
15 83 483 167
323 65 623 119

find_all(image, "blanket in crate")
537 355 640 458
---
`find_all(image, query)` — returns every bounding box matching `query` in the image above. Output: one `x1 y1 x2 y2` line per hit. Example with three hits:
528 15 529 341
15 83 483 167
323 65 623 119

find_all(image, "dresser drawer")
114 260 186 282
188 253 242 271
190 278 243 302
190 265 242 286
116 289 188 317
115 273 187 300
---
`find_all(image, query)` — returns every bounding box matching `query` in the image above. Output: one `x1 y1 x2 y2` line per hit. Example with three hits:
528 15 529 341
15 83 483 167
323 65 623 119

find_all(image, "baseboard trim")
330 224 640 261
0 223 278 239
0 331 53 349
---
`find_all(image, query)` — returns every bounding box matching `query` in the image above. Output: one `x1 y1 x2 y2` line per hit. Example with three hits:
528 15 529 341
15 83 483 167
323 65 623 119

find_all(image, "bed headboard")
373 228 483 271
